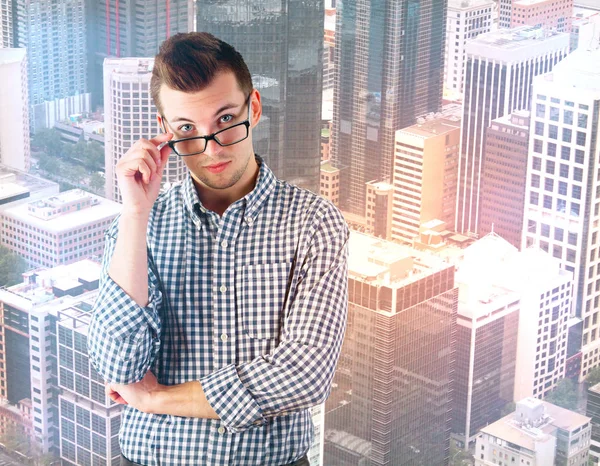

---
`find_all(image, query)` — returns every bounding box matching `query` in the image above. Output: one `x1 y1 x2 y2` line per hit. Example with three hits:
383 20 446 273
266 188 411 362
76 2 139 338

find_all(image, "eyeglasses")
162 95 252 157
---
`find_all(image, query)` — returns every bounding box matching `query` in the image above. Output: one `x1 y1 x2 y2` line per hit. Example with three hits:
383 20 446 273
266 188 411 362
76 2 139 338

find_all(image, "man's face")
157 71 261 192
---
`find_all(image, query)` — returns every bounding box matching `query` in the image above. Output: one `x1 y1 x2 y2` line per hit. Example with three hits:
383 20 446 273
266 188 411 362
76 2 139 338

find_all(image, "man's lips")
205 161 230 173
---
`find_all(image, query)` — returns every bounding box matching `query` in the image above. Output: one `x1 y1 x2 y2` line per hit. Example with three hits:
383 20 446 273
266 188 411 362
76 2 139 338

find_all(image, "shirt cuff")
199 364 266 433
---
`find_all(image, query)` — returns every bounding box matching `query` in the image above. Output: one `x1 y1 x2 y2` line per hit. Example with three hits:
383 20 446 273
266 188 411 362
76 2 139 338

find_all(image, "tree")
89 172 105 193
449 443 474 466
0 245 28 287
545 378 579 411
586 367 600 389
84 141 105 170
500 401 516 417
32 128 63 157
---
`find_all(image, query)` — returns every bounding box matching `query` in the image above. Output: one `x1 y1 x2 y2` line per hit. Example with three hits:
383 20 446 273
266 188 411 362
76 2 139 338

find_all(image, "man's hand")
105 371 220 419
116 132 173 216
106 371 162 413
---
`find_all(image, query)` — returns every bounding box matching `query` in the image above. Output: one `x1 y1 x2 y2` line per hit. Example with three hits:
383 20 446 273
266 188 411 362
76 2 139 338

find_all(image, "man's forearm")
152 381 219 419
108 212 151 307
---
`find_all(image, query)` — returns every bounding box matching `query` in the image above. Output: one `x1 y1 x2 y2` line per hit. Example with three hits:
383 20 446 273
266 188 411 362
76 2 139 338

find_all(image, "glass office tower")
196 0 324 194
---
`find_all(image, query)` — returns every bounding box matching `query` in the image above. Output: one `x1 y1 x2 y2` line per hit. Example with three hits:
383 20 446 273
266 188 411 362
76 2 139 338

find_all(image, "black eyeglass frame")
161 94 252 157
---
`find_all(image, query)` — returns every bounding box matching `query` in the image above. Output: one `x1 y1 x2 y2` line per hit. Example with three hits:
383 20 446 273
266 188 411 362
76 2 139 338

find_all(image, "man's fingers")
149 132 173 148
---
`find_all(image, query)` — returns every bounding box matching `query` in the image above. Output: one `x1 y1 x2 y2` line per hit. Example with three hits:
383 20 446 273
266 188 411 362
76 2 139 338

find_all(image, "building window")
576 132 586 146
549 125 558 139
562 128 572 143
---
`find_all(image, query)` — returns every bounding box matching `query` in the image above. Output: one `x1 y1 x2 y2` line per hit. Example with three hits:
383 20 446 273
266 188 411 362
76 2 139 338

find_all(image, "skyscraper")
0 0 13 48
0 48 30 171
455 27 570 236
325 232 457 465
13 0 90 132
392 116 461 244
479 111 530 249
196 0 324 194
444 0 494 97
88 0 194 108
103 57 188 203
522 47 600 381
330 0 447 217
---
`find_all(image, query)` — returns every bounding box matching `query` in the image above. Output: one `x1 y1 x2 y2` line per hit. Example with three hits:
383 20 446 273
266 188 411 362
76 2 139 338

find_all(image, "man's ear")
250 89 262 129
156 114 166 133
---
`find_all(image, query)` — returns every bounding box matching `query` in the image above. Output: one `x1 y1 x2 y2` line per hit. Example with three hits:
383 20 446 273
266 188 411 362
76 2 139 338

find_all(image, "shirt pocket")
239 261 292 340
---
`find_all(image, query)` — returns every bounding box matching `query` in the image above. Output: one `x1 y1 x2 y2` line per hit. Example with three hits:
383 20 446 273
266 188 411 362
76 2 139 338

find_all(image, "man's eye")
179 124 194 133
220 114 234 124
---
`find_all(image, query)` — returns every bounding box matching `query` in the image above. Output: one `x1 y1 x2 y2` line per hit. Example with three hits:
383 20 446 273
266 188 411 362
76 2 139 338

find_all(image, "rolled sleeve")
200 203 349 432
87 220 162 385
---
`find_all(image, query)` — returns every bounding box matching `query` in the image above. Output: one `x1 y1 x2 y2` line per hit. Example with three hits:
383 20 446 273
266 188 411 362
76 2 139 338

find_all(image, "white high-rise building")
455 27 570 236
451 233 572 447
444 0 494 97
522 47 600 381
0 0 13 48
0 48 30 171
103 57 187 203
0 189 120 268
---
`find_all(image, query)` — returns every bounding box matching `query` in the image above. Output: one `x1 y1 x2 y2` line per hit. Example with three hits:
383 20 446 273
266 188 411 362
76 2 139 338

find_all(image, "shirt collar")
182 154 276 220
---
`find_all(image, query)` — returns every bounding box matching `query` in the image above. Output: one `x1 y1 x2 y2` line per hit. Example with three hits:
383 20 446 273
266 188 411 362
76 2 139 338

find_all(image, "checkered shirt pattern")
87 155 349 466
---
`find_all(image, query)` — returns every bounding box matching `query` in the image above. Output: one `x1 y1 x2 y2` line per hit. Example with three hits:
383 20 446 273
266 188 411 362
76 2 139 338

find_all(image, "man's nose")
203 137 223 156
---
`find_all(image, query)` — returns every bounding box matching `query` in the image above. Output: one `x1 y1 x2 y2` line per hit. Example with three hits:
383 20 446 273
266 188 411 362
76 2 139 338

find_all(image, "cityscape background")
0 0 599 465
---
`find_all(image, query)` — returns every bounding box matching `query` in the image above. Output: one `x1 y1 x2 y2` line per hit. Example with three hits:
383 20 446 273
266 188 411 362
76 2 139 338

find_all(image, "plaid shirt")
88 156 349 466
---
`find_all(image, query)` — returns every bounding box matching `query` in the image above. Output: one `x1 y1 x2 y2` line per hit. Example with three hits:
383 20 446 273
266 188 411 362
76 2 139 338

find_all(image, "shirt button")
245 217 253 225
220 285 227 293
218 426 226 434
221 240 228 248
220 333 228 342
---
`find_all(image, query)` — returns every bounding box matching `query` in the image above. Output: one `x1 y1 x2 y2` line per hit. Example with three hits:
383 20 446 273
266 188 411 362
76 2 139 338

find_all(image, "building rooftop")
0 165 58 205
3 189 120 233
481 398 590 450
320 160 339 173
513 0 561 6
348 231 450 289
467 27 570 60
0 48 26 66
0 260 101 317
448 0 494 10
104 57 153 76
397 117 461 141
574 0 600 12
538 47 600 91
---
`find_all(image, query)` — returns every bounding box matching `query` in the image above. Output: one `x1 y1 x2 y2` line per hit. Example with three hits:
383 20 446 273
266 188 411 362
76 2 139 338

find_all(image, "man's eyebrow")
171 102 242 124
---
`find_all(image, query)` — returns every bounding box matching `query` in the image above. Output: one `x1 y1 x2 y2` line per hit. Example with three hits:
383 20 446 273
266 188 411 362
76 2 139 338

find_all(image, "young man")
88 32 349 466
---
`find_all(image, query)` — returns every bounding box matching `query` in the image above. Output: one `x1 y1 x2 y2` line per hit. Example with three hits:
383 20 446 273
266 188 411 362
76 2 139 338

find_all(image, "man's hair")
150 32 253 114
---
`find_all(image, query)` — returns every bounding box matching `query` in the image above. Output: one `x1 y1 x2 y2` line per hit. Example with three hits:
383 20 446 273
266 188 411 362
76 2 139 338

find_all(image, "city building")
522 47 600 381
330 0 446 217
365 181 393 240
444 0 494 96
454 234 571 443
479 111 530 249
392 116 461 244
56 290 122 465
103 57 187 203
320 160 340 207
513 0 573 31
0 189 120 268
196 0 324 194
324 8 336 92
587 382 600 463
571 8 600 52
88 0 193 108
0 260 104 454
0 0 13 48
0 165 59 214
12 0 91 133
455 27 570 236
0 48 30 171
452 235 520 449
475 398 591 465
324 232 457 465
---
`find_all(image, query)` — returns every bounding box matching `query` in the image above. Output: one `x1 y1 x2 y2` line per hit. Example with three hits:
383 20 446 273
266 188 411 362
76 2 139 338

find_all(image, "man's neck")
194 158 260 217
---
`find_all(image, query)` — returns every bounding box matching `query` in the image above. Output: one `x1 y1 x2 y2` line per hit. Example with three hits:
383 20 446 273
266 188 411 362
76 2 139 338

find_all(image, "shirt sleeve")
87 218 163 384
199 202 349 433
